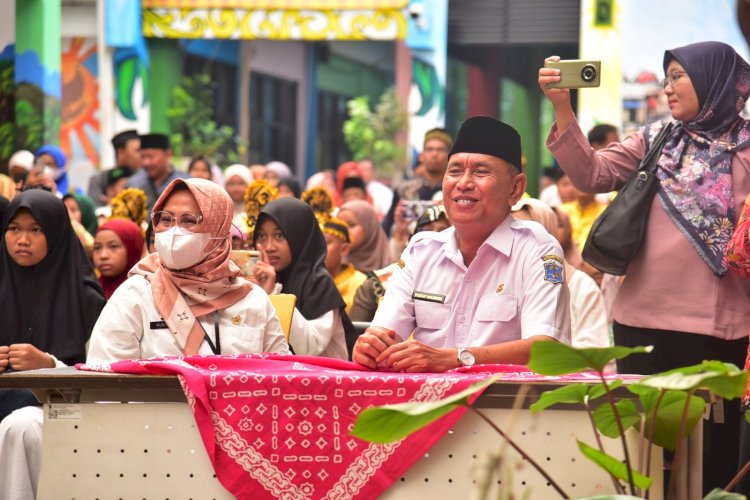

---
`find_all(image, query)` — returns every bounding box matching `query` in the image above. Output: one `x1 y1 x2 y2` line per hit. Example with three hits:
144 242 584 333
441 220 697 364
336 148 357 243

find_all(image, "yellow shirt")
560 200 607 251
333 264 368 313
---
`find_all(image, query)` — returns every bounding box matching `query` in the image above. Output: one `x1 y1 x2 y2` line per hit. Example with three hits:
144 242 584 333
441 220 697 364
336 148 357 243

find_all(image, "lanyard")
201 311 221 355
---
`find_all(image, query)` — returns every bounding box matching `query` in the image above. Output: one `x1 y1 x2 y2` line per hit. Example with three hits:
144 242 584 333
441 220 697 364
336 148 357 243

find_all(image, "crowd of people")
1 39 750 497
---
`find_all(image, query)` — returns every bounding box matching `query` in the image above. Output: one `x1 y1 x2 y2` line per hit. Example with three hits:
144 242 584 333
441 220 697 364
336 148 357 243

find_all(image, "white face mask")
154 226 213 270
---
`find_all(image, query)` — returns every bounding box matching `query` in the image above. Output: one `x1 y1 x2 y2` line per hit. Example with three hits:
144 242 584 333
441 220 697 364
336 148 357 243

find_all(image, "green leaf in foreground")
702 488 747 500
577 440 653 490
640 391 705 451
530 381 619 413
592 399 640 438
351 375 500 443
528 342 653 375
638 362 747 400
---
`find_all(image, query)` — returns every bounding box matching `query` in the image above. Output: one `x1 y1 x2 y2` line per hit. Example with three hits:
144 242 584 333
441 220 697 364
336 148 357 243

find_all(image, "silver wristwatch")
456 346 476 367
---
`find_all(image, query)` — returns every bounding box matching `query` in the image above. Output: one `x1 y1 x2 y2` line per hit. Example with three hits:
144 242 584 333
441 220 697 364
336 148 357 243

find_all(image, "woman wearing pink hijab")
87 178 289 362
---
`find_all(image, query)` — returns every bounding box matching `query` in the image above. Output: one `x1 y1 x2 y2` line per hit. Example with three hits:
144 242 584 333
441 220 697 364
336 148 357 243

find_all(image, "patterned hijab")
130 178 251 355
96 219 144 300
110 187 149 226
340 200 393 272
657 41 750 276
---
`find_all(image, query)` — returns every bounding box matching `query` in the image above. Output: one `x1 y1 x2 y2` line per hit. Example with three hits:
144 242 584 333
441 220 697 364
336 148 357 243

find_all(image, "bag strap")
639 121 674 174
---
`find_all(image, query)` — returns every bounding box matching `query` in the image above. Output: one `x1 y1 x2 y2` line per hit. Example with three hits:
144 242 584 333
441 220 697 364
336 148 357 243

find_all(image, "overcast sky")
621 0 749 80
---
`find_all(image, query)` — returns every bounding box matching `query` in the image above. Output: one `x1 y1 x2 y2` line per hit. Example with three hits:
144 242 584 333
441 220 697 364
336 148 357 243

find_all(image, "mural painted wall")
15 1 61 153
405 0 447 167
0 3 13 163
106 0 151 167
112 45 150 138
0 45 15 162
61 37 100 168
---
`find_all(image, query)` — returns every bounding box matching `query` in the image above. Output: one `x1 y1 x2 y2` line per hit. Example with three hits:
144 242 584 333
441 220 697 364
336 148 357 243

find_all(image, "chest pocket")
475 295 518 322
414 300 451 330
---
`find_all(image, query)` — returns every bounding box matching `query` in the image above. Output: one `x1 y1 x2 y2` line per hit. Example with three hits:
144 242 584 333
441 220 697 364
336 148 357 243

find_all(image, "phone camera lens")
581 64 597 83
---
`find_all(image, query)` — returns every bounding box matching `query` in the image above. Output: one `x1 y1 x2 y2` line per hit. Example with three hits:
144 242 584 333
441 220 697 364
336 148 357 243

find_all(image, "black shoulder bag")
581 121 674 275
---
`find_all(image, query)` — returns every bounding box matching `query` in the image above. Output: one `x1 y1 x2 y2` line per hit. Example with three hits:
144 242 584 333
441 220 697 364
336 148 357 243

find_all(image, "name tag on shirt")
150 321 169 330
412 291 446 304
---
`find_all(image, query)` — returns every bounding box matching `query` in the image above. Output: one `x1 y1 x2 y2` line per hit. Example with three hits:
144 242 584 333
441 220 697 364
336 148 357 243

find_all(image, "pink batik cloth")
78 355 626 499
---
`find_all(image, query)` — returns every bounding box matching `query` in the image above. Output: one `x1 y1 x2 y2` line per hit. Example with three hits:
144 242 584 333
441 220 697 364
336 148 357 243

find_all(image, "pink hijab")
130 178 251 355
340 200 392 272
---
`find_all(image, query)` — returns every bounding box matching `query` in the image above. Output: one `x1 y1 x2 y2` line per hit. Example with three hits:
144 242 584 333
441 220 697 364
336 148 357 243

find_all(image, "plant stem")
466 406 570 499
644 390 667 500
666 390 694 500
599 374 636 496
637 416 645 495
725 457 750 491
584 401 625 495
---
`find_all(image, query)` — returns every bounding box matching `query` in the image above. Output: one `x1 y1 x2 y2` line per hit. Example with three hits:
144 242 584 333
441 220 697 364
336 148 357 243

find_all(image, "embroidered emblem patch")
496 283 505 294
543 261 563 284
541 254 563 264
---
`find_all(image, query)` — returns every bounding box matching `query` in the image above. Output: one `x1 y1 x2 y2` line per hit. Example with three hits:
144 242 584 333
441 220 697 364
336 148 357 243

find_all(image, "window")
316 90 351 172
248 72 297 170
183 53 238 130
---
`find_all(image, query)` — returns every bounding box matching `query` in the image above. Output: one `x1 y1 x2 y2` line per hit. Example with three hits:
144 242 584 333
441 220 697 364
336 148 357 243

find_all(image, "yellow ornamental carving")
207 9 240 38
143 8 406 40
143 1 408 8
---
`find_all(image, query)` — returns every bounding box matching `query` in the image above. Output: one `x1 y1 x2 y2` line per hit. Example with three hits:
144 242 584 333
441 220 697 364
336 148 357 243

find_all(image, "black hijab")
255 198 345 319
0 196 8 229
0 190 105 365
278 177 302 199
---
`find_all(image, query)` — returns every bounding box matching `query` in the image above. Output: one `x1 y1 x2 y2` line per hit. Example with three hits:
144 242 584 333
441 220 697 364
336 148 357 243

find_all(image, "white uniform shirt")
87 275 290 364
372 216 571 347
288 308 348 360
567 268 610 348
269 283 348 360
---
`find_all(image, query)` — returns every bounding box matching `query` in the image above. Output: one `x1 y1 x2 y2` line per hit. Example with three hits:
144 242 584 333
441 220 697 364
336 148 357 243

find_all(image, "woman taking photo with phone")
539 40 750 492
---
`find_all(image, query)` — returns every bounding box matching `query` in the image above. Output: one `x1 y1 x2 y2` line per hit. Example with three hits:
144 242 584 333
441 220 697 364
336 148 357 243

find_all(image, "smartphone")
547 60 601 89
401 200 434 223
230 250 260 278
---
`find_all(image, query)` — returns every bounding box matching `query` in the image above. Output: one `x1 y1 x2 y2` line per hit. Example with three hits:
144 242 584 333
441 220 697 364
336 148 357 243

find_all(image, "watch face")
459 349 475 366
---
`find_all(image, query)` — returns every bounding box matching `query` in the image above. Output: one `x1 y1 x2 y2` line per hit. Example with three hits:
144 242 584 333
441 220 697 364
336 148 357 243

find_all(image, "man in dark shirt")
88 130 141 206
126 133 189 209
382 128 452 253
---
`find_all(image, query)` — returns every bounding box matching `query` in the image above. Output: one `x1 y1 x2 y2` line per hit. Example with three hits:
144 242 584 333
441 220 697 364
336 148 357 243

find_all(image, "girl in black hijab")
0 190 105 499
0 189 105 370
253 198 357 359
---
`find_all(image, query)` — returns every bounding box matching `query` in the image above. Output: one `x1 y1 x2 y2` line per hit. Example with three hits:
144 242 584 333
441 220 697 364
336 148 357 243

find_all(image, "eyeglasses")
660 71 688 89
152 211 204 232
